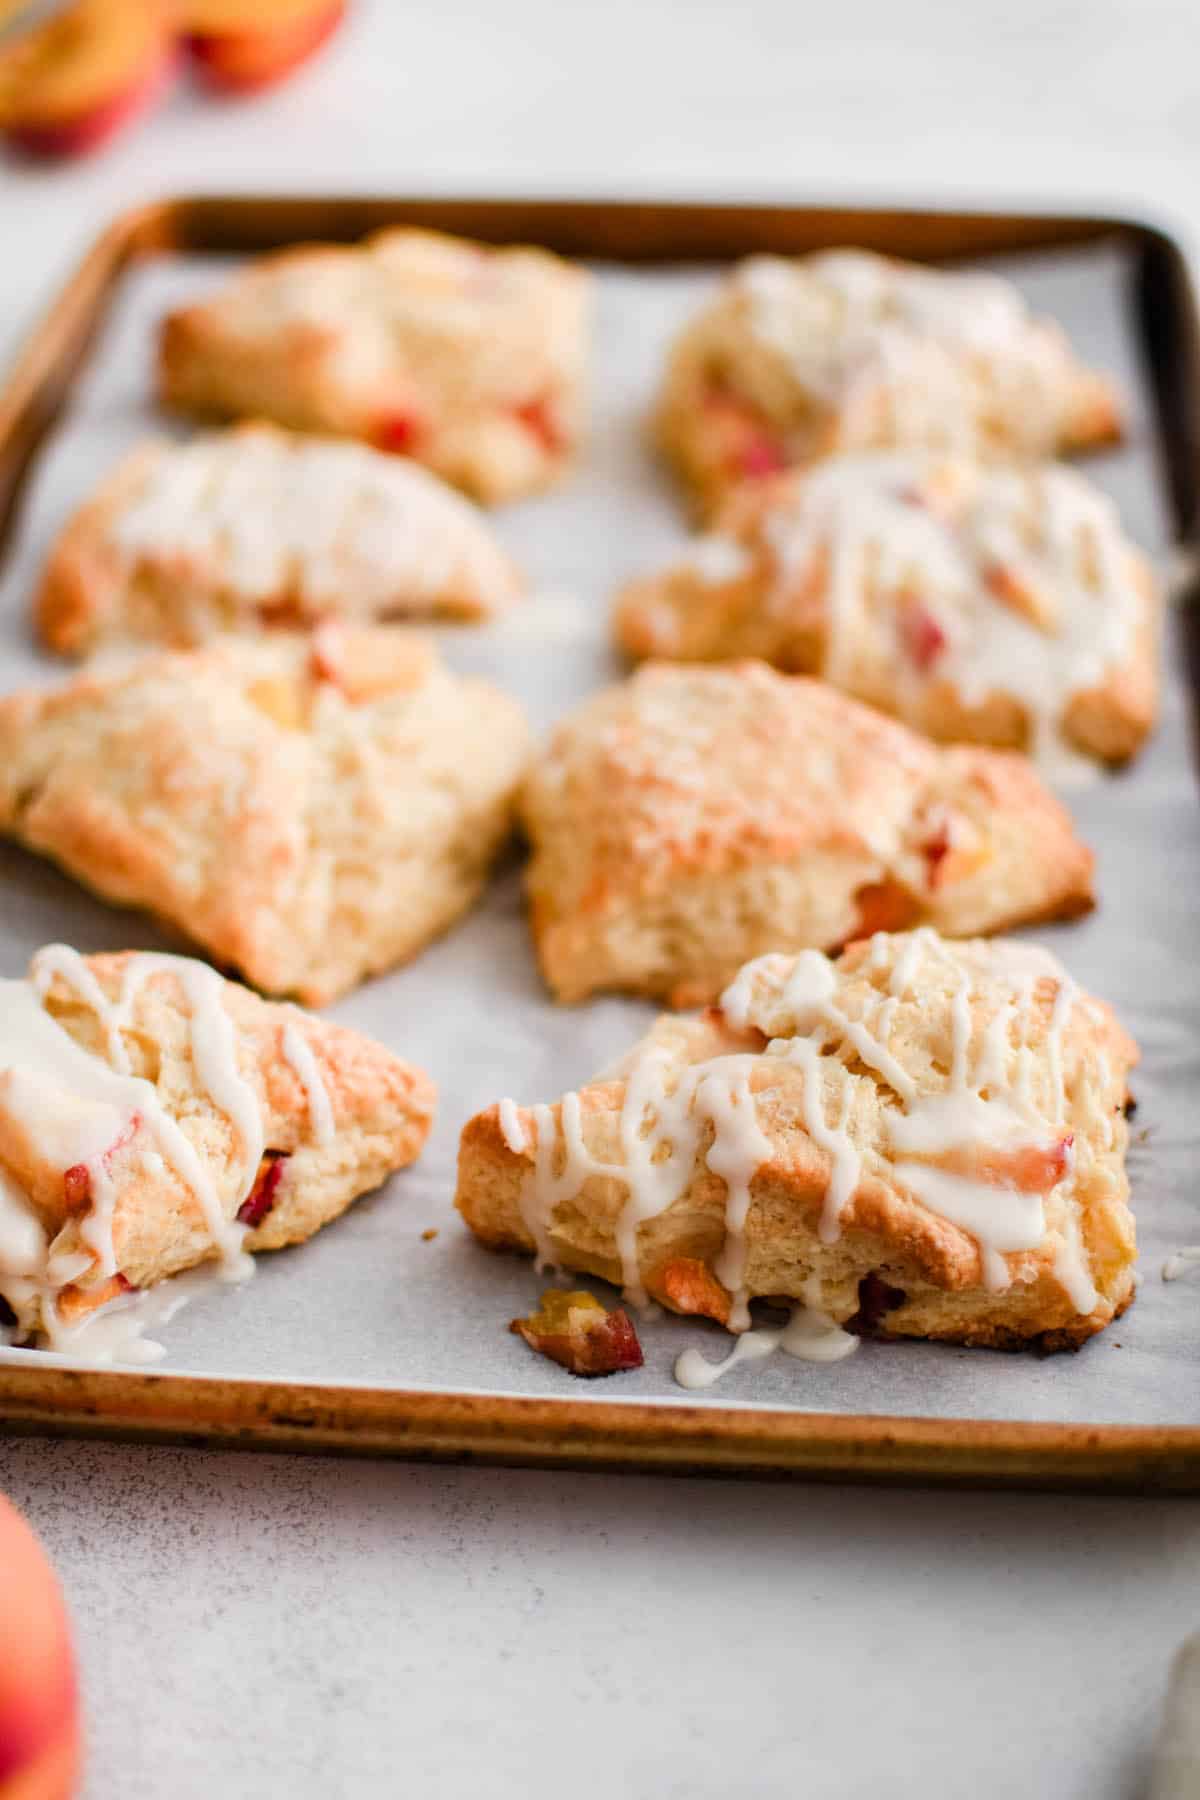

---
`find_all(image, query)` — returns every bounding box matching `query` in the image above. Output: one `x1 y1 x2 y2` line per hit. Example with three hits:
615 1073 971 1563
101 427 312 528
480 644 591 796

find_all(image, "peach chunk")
510 1289 644 1378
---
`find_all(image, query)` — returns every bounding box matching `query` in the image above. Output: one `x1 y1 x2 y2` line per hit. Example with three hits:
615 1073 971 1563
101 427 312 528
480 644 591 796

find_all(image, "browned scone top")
456 929 1138 1352
614 451 1158 768
520 661 1095 1007
36 422 524 658
657 248 1123 518
158 226 590 505
0 944 435 1349
0 625 531 1004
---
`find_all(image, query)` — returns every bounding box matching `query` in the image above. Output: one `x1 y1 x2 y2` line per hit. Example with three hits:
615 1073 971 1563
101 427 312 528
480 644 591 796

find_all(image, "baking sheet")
1 238 1198 1429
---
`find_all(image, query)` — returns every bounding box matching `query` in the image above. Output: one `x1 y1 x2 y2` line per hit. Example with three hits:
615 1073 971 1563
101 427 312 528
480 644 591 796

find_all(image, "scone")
0 626 531 1004
456 929 1137 1351
615 452 1158 769
159 227 590 504
0 943 434 1352
658 248 1123 517
521 661 1094 1006
37 422 524 657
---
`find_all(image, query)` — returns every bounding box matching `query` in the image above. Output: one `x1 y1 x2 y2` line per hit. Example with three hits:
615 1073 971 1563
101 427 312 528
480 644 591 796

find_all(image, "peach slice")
510 1289 644 1377
182 0 345 94
0 1495 80 1800
0 0 174 160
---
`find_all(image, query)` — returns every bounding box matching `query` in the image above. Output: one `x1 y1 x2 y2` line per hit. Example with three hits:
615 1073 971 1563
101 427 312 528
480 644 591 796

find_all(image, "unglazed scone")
521 661 1094 1006
0 943 434 1355
658 249 1123 517
0 626 531 1004
615 452 1158 770
456 929 1137 1351
36 423 523 657
159 227 590 504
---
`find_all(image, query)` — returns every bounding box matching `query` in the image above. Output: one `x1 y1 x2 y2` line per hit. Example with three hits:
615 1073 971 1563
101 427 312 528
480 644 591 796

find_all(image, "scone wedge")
456 930 1137 1351
658 248 1123 517
1 944 435 1353
616 452 1158 769
159 227 590 504
37 422 523 657
0 626 531 1003
522 661 1095 1006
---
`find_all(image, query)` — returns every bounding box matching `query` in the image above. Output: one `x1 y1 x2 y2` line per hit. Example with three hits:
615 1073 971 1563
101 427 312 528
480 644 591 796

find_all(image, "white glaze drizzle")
111 430 511 616
281 1020 335 1146
705 449 1141 780
1 947 270 1358
507 930 1097 1348
736 251 1079 456
674 1282 859 1390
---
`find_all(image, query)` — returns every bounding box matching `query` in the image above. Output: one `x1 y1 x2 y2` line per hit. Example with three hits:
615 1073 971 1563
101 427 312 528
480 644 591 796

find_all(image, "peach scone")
0 943 434 1355
37 422 523 656
456 929 1137 1352
615 452 1158 770
159 227 590 503
0 627 531 1004
658 249 1123 517
520 661 1094 1007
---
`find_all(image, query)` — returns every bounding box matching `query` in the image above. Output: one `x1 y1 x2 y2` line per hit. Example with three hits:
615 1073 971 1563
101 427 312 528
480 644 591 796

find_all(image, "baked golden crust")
36 423 524 657
657 250 1123 517
455 930 1138 1351
0 946 435 1345
158 228 590 504
0 626 531 1004
521 661 1095 1006
615 452 1158 768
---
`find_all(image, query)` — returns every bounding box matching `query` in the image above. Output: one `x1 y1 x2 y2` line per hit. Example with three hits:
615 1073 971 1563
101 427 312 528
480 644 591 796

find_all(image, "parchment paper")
1 239 1197 1426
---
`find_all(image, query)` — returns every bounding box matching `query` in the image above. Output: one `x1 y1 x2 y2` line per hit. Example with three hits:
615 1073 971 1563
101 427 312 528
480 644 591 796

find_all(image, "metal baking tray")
1 195 1199 1491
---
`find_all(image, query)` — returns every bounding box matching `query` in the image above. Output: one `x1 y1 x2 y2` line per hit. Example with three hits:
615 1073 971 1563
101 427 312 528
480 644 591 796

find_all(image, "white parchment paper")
1 239 1197 1426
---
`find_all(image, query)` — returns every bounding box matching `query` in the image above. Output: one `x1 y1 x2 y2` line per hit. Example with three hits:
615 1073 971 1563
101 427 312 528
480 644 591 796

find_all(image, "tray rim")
2 189 1199 1491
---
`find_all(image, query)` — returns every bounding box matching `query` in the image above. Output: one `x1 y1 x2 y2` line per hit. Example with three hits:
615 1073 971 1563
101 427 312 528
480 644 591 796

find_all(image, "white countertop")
2 4 1199 1796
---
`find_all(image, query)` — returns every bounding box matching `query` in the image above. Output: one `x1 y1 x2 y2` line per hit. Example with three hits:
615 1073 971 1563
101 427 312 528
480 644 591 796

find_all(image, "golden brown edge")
0 1364 1197 1492
0 192 1198 1491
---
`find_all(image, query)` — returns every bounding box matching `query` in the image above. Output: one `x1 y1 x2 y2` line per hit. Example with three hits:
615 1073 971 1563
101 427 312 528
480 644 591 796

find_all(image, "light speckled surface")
2 1436 1199 1800
4 4 1200 1796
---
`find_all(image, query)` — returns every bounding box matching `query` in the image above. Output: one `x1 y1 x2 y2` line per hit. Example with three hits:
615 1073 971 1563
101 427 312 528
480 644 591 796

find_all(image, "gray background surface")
2 3 1200 1796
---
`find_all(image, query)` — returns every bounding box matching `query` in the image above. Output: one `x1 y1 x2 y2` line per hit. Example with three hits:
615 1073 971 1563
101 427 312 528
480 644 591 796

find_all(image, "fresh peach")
0 1494 80 1800
182 0 345 94
0 0 174 160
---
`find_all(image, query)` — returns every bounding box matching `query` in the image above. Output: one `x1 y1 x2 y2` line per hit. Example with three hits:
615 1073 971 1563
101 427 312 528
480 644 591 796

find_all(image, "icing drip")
112 430 509 616
674 1285 859 1390
737 252 1081 458
281 1021 335 1146
1 947 272 1359
511 1044 770 1314
509 928 1096 1346
745 452 1142 780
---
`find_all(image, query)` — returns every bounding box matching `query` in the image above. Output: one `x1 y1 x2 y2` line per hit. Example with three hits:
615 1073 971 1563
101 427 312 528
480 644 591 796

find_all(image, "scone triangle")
0 625 531 1003
0 944 435 1352
456 929 1137 1351
522 660 1095 1006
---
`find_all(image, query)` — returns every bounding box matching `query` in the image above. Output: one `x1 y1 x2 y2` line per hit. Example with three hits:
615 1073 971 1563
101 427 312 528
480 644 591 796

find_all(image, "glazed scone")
521 661 1094 1006
0 626 531 1004
615 452 1158 770
159 228 590 504
0 943 435 1354
658 249 1123 517
456 929 1137 1352
37 423 524 657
